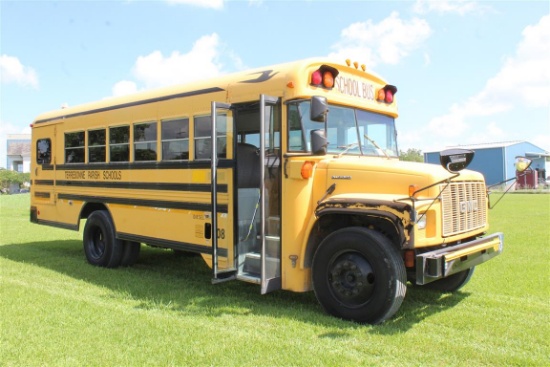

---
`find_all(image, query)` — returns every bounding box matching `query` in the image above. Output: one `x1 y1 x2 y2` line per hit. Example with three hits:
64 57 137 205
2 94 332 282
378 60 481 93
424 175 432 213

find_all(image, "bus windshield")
287 100 398 157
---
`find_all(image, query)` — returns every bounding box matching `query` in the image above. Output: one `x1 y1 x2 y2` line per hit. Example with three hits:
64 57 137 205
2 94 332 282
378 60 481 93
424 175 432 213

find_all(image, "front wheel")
312 227 407 324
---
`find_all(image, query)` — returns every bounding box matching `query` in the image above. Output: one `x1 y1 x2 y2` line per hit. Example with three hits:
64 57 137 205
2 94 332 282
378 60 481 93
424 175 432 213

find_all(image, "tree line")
0 169 30 193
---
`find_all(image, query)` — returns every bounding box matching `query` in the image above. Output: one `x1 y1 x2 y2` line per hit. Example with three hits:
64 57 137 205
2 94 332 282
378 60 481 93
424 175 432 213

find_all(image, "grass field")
1 194 548 366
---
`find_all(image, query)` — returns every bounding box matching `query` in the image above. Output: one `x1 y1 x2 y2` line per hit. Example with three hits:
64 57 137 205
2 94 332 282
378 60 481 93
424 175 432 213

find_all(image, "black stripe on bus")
57 193 228 213
34 87 226 124
34 180 54 186
43 159 234 171
117 232 226 257
34 218 79 231
34 192 51 199
55 180 227 193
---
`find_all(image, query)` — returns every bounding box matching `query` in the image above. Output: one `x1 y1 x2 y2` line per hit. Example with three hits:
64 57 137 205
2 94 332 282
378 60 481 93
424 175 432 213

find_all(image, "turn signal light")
409 184 419 197
301 161 315 179
404 250 415 268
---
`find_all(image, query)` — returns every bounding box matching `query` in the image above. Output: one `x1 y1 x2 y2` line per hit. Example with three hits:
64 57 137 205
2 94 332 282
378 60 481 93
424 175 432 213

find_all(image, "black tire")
312 227 407 324
423 267 475 292
120 241 141 267
83 210 123 268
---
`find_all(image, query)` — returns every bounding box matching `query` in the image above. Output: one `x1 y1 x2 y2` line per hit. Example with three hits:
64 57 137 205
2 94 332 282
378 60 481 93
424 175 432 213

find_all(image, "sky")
1 0 549 167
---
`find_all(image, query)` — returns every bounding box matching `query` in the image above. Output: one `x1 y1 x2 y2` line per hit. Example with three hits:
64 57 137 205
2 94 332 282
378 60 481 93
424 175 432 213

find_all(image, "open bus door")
211 96 282 293
211 101 236 283
259 94 282 294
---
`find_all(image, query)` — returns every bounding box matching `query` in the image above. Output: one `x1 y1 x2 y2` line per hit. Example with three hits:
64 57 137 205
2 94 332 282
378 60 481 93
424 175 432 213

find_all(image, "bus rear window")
36 139 51 164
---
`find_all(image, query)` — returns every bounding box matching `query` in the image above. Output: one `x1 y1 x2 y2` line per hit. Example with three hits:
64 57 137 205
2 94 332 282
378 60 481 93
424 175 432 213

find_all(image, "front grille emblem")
460 200 478 213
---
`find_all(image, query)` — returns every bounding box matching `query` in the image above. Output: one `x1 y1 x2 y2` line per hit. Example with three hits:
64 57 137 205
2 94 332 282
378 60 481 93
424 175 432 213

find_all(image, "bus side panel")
280 158 320 292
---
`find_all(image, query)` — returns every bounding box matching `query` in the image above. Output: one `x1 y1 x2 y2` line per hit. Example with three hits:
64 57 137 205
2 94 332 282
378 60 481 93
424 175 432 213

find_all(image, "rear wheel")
312 227 407 324
83 210 123 268
423 267 475 292
120 241 141 267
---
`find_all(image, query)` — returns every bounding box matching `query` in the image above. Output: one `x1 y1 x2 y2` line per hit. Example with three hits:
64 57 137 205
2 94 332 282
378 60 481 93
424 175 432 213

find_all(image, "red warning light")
310 65 339 89
377 85 398 104
311 70 322 85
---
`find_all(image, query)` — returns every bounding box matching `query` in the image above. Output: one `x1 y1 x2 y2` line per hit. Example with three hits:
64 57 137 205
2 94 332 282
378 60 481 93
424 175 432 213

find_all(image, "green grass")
1 194 549 366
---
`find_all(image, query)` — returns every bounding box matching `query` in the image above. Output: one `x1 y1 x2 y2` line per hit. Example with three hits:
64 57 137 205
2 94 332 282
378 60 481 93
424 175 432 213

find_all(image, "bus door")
234 95 282 294
259 95 282 294
32 126 57 208
211 102 237 283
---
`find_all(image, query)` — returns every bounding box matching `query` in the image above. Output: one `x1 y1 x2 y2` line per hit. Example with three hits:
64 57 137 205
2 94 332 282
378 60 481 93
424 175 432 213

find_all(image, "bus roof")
32 57 395 125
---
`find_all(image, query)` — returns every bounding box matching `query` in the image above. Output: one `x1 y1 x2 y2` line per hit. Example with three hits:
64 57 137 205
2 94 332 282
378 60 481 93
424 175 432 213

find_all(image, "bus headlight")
416 213 427 230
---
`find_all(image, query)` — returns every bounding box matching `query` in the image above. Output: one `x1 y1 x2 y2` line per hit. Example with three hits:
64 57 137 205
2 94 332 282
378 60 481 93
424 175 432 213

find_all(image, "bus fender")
302 198 413 268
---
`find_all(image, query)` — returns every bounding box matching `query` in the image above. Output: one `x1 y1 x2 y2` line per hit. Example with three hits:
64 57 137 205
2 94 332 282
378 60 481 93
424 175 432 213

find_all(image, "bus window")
88 129 106 163
162 117 189 160
288 100 398 157
36 139 51 164
287 101 320 152
194 115 227 160
109 126 129 162
65 131 85 163
134 122 157 161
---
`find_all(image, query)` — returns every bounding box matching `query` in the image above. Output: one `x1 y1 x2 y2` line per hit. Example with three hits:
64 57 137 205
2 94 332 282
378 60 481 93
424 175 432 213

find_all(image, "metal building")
424 141 549 187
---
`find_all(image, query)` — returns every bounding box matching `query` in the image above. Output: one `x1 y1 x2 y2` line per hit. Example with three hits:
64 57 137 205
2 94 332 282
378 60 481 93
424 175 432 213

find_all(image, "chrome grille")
440 181 487 237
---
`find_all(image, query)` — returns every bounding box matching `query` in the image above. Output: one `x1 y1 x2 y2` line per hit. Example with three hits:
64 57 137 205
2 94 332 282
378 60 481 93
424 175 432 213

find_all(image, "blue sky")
1 0 549 167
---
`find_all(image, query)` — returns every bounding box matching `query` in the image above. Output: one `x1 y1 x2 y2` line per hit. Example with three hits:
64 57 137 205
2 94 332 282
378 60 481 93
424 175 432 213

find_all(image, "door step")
241 252 280 278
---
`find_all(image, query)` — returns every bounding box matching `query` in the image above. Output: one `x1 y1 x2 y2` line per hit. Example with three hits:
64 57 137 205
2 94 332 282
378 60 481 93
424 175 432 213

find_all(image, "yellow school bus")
30 58 503 324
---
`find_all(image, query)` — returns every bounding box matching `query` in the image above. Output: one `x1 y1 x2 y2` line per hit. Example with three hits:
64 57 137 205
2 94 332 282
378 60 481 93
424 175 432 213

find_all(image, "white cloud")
108 33 246 98
111 80 139 97
329 12 432 67
425 15 550 143
413 0 490 16
131 33 223 89
165 0 223 10
0 54 39 89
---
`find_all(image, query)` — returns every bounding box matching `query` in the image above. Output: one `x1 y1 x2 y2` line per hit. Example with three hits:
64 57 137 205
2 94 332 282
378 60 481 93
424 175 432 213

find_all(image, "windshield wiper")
364 134 389 159
336 142 360 158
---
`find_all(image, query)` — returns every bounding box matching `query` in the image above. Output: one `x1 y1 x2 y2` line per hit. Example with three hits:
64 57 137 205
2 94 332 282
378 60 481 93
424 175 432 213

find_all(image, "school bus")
30 58 504 324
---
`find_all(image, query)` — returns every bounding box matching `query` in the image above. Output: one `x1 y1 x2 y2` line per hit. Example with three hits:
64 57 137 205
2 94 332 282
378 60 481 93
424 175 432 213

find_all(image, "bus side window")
110 126 130 162
194 116 211 160
65 131 85 163
134 122 157 161
162 117 189 160
37 138 51 165
89 129 106 163
194 115 227 160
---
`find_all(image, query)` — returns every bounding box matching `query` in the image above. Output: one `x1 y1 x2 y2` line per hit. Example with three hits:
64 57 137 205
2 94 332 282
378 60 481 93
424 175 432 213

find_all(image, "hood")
316 156 484 198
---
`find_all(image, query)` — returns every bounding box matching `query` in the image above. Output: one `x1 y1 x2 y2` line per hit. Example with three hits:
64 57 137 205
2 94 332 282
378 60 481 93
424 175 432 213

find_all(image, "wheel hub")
329 253 375 306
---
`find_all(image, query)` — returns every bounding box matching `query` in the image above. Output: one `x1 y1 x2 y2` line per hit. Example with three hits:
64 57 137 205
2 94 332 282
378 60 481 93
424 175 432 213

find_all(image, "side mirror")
311 129 327 155
310 96 328 123
515 157 532 172
440 149 474 173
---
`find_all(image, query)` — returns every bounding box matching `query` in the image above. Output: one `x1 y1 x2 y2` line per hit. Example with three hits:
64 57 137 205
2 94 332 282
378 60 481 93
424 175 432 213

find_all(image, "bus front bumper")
415 232 503 285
